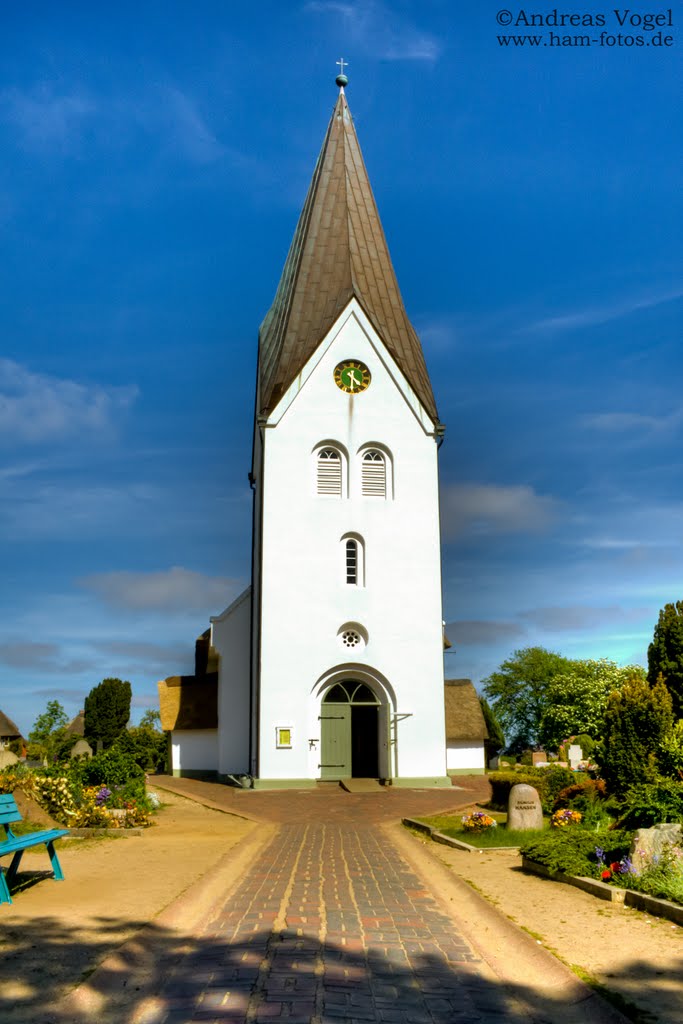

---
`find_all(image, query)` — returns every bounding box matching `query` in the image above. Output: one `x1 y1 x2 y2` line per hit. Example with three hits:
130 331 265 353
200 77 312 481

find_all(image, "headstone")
567 744 583 769
531 751 547 766
70 738 93 759
0 749 18 768
630 823 683 872
507 783 543 831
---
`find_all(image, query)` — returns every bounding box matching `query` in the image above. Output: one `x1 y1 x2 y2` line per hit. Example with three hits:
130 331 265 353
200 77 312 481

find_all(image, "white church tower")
160 74 450 787
248 74 449 787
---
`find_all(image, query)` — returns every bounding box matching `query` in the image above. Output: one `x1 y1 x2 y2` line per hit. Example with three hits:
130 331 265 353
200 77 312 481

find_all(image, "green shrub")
552 779 613 827
519 750 533 766
489 766 579 814
113 727 167 773
621 846 683 905
618 777 683 830
79 748 144 788
521 826 631 877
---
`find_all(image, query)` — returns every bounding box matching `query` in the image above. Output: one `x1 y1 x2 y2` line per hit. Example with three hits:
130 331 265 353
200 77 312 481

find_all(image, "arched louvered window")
361 449 386 497
317 448 342 496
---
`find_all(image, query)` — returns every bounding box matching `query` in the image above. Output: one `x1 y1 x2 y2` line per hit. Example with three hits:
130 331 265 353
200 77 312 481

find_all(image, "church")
159 73 473 788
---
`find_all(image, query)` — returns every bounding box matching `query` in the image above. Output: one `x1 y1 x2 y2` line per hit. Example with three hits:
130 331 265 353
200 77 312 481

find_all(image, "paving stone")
138 779 524 1024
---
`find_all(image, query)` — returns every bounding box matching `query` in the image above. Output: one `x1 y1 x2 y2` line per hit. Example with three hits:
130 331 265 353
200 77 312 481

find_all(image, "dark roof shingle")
258 90 438 422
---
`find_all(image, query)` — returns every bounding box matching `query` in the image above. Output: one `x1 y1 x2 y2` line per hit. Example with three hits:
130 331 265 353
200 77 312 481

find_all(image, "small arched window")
341 533 365 586
317 448 342 496
345 539 358 584
361 449 386 497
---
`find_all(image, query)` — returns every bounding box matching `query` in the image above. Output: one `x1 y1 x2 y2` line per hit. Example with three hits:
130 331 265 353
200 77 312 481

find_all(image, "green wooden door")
319 704 351 779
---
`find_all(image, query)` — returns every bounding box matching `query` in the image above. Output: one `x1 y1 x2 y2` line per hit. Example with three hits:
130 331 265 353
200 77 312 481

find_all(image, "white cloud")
1 79 242 169
519 605 650 632
159 86 225 164
0 642 60 668
0 359 137 445
445 620 526 645
0 84 96 151
0 480 162 540
524 286 683 334
580 408 683 435
80 567 245 612
441 483 559 539
306 1 441 61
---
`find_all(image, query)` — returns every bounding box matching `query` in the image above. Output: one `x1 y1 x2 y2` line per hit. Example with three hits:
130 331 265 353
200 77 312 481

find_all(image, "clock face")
334 360 371 394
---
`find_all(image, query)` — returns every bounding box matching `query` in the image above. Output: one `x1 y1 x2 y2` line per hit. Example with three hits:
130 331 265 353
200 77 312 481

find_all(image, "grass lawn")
417 809 549 848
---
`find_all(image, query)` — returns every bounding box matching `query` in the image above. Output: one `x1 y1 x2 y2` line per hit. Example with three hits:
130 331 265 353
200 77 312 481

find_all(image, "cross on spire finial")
335 58 349 89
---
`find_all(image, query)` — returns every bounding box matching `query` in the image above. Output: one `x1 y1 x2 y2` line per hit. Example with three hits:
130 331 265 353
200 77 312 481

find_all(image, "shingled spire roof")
257 86 438 423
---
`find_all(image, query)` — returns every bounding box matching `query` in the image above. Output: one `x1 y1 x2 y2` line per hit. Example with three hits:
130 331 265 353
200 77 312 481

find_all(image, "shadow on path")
1 916 660 1024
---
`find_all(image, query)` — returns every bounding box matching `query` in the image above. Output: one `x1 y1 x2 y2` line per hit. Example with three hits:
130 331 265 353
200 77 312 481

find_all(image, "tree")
600 675 673 795
84 678 132 750
539 660 646 751
139 709 161 730
647 600 683 718
479 696 505 758
115 708 167 772
28 699 69 763
482 647 572 749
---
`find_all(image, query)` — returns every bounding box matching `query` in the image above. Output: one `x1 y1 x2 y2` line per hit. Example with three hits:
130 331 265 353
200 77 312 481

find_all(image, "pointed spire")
258 83 438 423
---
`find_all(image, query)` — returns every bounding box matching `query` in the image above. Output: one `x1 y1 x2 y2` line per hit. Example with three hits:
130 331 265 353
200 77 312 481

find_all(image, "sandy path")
0 789 255 1024
417 834 683 1024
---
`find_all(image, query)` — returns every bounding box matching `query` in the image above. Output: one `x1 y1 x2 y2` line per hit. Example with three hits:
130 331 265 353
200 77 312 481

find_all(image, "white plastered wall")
171 730 218 772
212 587 252 776
446 742 486 772
254 301 446 781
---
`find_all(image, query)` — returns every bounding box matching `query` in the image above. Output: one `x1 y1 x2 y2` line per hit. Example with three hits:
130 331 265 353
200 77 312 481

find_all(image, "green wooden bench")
0 793 69 904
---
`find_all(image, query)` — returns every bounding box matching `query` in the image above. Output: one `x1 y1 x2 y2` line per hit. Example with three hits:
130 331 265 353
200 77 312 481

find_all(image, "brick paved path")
145 822 527 1024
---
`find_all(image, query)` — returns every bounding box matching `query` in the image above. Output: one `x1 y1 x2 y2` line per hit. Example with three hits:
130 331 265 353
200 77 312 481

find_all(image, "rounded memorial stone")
507 783 544 831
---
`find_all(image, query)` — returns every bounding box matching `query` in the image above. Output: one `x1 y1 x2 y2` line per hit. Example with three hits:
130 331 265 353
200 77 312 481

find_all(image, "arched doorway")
319 681 379 779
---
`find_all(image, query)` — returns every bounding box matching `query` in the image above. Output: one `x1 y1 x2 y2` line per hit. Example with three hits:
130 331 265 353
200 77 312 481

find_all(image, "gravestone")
507 783 543 831
0 749 18 768
531 751 547 766
69 738 93 759
567 744 583 769
630 823 682 872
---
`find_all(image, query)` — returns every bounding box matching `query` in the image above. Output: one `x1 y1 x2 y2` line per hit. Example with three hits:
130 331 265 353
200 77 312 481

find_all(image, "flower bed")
0 759 155 829
521 826 683 908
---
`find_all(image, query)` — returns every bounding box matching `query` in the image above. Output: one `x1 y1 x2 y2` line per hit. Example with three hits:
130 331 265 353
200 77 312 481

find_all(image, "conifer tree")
84 678 132 750
600 675 673 795
647 600 683 718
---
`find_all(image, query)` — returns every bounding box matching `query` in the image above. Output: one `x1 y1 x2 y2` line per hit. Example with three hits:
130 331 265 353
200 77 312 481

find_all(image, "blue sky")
1 2 681 736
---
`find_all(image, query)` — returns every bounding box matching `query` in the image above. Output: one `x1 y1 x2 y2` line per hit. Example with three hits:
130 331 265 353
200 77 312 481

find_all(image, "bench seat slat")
0 829 69 855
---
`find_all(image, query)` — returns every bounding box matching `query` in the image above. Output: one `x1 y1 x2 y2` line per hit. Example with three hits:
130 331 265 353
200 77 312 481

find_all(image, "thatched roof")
158 674 218 731
444 679 489 742
66 710 85 735
0 710 22 740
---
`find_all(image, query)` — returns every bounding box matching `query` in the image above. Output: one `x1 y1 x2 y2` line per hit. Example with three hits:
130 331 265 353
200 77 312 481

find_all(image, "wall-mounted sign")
276 727 292 749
